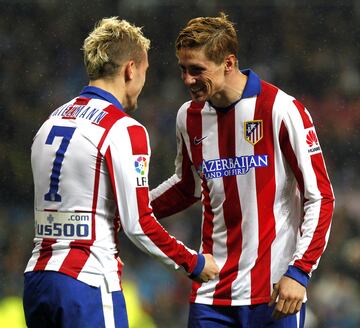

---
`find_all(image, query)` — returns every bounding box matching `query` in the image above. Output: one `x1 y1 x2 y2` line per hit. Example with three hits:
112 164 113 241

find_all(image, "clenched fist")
195 253 219 283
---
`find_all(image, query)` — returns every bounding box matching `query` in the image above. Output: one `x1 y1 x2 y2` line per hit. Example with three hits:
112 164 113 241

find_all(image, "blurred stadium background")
0 0 359 327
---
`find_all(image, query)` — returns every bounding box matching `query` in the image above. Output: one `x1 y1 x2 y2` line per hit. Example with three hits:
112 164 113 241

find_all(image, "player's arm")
270 99 335 317
103 119 217 281
280 99 334 277
150 113 201 219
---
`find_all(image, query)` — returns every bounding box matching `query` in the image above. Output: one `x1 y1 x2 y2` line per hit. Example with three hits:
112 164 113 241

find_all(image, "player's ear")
125 60 135 82
224 54 237 73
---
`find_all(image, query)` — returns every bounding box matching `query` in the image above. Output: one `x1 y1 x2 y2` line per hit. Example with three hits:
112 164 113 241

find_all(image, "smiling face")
177 47 226 103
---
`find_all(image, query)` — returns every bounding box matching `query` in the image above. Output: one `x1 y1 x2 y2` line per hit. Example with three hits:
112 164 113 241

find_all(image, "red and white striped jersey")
150 70 335 305
25 86 199 292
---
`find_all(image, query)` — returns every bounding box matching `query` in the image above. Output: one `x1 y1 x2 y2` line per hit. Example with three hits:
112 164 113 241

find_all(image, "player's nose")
182 72 196 86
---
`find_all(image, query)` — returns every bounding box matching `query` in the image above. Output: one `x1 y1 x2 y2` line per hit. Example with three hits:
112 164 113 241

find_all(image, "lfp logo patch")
134 156 147 175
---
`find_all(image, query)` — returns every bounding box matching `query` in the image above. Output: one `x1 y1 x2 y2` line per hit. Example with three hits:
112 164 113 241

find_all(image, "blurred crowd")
0 1 359 327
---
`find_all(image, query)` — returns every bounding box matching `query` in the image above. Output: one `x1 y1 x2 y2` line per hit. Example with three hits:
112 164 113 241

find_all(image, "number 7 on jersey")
44 125 76 202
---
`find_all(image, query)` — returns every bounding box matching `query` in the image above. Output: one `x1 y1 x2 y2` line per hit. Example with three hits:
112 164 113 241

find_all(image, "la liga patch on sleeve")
134 155 149 187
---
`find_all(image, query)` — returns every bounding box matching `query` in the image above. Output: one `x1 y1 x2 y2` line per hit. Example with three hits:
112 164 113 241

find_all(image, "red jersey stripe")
279 122 305 194
212 109 243 305
186 102 212 301
187 101 205 168
33 239 57 271
251 81 277 302
293 100 313 129
127 125 148 155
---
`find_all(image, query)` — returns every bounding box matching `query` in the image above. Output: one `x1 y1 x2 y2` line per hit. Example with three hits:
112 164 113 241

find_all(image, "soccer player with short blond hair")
23 17 219 328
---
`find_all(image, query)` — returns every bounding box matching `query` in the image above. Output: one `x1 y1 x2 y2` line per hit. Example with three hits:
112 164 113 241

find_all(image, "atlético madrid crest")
244 120 263 145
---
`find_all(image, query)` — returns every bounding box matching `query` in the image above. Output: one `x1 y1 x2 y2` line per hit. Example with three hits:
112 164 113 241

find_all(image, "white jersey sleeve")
276 96 335 274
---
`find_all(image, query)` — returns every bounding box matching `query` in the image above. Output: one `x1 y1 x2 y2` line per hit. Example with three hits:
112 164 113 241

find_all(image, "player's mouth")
189 85 207 99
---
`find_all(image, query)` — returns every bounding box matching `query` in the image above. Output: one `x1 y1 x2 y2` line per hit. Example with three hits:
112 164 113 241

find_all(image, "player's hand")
195 253 219 283
268 276 306 320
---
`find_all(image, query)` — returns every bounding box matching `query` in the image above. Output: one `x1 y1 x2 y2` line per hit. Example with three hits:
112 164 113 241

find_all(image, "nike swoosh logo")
194 136 207 145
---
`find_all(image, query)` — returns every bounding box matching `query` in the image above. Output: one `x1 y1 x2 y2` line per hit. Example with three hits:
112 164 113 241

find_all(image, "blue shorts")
188 302 306 328
23 271 128 328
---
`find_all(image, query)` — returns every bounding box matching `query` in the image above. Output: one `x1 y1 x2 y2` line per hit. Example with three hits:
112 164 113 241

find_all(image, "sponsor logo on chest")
198 155 268 180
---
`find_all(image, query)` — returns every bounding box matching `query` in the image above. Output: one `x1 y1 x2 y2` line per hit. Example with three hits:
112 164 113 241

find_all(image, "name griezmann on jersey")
52 103 108 124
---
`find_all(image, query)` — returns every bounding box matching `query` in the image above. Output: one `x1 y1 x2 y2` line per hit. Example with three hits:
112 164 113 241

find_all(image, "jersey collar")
240 69 261 99
79 86 124 111
209 69 261 112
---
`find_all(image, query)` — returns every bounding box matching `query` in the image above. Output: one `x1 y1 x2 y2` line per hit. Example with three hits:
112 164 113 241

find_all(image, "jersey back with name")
26 92 201 291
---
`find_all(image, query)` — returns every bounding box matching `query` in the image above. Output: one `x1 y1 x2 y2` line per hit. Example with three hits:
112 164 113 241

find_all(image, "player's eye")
188 66 204 75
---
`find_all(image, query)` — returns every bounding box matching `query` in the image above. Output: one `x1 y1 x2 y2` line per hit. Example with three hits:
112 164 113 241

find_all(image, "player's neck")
89 78 126 107
210 70 248 108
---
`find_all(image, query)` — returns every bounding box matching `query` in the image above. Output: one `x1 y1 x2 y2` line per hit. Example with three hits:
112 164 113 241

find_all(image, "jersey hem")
25 267 122 292
189 296 271 306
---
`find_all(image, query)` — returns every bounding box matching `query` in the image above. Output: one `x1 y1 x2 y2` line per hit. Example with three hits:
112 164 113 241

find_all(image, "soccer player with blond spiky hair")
23 17 219 328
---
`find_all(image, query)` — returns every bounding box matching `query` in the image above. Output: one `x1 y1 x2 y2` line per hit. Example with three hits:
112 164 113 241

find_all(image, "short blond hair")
175 13 238 64
83 17 150 80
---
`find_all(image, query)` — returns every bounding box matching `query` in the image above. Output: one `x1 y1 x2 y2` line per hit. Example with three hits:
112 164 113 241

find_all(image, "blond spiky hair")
83 17 150 80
